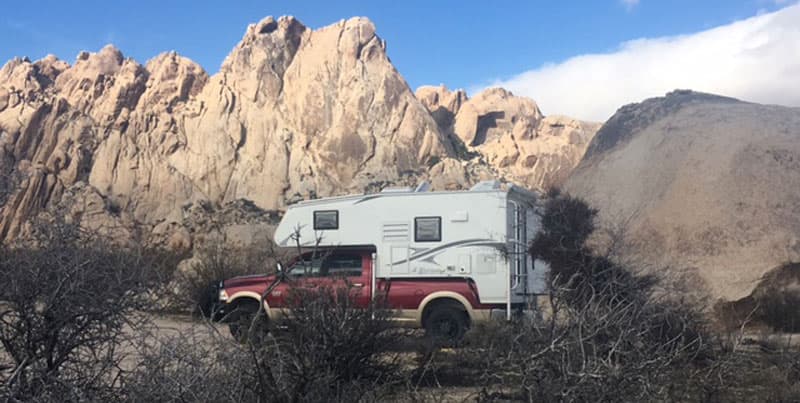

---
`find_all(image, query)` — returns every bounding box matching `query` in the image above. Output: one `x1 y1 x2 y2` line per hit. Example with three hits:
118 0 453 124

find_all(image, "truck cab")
216 246 510 340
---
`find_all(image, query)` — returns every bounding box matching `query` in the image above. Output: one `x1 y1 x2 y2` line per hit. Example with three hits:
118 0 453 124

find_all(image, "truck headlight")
218 289 229 302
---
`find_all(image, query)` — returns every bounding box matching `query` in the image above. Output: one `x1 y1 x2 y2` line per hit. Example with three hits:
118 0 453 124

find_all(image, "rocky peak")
33 55 70 86
416 85 468 113
453 87 543 146
140 51 208 113
415 85 468 132
334 17 383 60
177 14 453 210
220 16 308 100
51 45 148 124
414 85 599 190
0 55 70 103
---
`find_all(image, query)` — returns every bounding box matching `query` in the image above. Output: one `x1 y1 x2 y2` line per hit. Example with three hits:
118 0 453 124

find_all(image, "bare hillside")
566 90 800 301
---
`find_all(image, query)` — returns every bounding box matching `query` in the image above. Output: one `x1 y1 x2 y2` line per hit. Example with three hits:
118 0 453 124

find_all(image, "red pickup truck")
213 246 514 340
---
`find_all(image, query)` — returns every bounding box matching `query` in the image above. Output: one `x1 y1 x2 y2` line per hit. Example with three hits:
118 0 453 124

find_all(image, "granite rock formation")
0 16 596 247
416 85 600 190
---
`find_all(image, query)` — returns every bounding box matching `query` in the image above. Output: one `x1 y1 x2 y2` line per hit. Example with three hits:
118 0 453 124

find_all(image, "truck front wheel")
423 304 469 343
227 300 269 343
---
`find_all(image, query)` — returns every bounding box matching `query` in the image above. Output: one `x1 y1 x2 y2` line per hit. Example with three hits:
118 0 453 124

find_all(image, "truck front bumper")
199 280 231 322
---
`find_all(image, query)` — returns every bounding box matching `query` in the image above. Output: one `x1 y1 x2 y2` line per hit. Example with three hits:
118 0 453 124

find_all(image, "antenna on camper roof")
414 181 431 192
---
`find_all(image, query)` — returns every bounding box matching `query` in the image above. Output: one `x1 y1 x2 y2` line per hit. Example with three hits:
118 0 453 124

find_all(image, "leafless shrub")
174 238 285 316
697 340 800 402
462 292 713 402
250 285 399 401
0 217 178 401
122 285 399 402
450 190 716 401
121 327 255 402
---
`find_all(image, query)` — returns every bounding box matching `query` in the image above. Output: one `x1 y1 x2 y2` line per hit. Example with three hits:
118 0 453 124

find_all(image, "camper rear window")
314 210 339 230
415 217 441 242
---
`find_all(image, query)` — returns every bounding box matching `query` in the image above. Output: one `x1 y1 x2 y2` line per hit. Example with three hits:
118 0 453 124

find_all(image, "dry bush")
462 293 713 402
0 218 178 402
700 340 800 402
122 285 400 402
277 285 397 383
174 238 284 316
451 190 716 402
251 285 400 401
121 327 255 402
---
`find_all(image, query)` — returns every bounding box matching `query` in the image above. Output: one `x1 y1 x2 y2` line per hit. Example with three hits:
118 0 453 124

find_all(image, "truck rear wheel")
423 304 469 343
227 300 269 343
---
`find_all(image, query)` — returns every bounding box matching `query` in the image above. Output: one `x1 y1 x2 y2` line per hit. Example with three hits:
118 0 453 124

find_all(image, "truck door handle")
352 283 364 288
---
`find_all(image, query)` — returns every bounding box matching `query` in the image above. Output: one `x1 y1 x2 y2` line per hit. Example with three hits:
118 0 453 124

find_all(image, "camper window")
415 217 442 242
313 210 339 230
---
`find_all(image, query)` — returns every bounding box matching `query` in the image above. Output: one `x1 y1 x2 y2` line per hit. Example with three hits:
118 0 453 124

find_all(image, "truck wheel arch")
418 292 473 326
227 292 272 320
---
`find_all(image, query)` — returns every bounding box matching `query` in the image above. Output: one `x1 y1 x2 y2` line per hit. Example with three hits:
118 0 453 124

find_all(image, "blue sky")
2 1 798 120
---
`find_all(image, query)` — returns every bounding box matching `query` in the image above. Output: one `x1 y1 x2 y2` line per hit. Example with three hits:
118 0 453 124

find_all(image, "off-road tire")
423 305 469 344
227 302 269 343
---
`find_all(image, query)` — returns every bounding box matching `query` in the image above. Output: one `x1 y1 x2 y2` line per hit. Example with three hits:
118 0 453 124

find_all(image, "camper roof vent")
414 181 431 192
470 180 501 191
381 186 414 193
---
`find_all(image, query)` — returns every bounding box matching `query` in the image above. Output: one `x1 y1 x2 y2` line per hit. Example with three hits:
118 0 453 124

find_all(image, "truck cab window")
288 256 324 277
288 252 362 278
323 254 363 277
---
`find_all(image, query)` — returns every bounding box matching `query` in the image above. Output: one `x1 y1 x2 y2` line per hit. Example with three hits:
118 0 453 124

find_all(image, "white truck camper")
273 180 548 319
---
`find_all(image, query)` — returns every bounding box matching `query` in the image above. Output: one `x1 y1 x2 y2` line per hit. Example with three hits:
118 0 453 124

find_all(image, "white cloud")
476 3 800 122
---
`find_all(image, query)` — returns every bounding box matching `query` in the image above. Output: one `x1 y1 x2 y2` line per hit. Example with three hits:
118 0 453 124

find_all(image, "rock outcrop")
416 85 599 190
565 90 800 302
0 16 596 246
0 17 451 241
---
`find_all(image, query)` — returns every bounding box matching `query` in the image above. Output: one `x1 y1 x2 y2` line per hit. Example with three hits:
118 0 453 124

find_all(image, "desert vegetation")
1 194 799 402
0 216 179 401
175 239 284 317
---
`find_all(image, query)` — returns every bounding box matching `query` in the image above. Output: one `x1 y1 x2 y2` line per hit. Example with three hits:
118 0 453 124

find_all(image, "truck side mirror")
276 262 284 273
